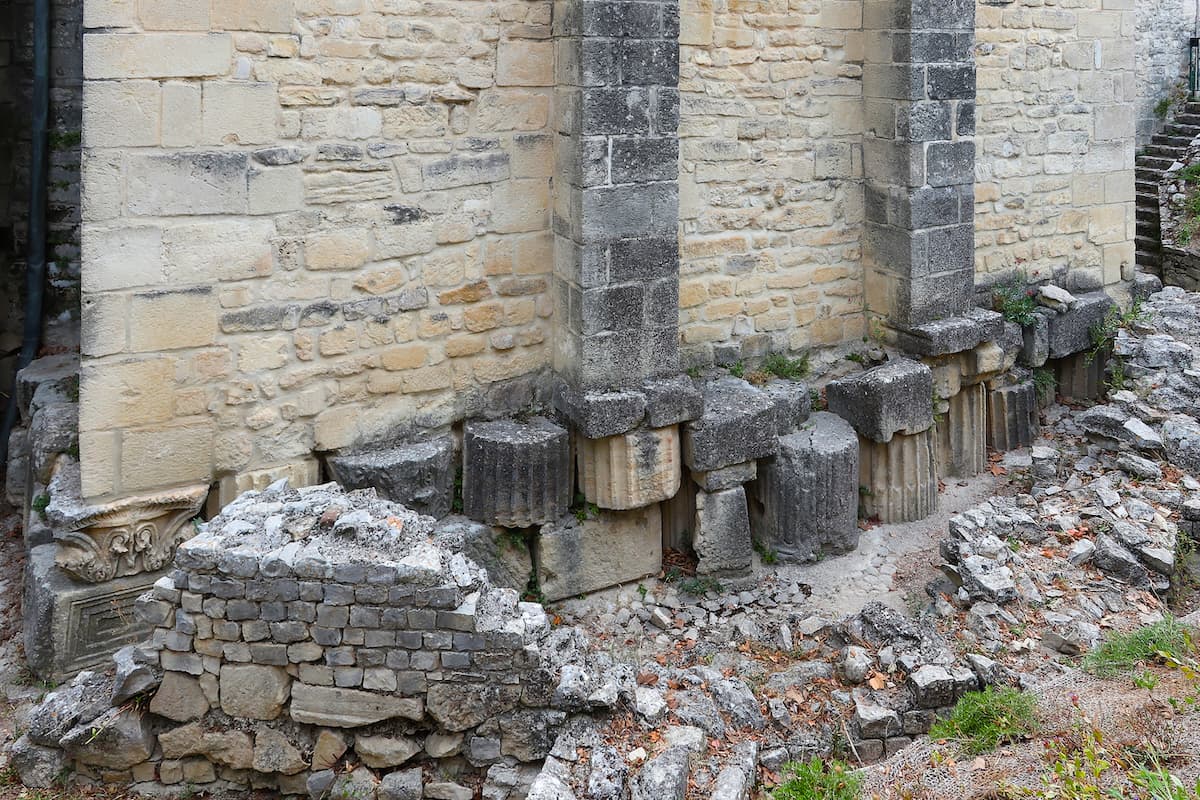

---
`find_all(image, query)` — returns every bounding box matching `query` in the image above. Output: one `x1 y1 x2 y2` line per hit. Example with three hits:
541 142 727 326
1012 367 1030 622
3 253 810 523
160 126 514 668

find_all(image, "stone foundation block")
986 381 1037 451
577 426 681 510
16 353 78 425
463 417 571 528
749 412 859 563
682 378 777 472
859 428 937 523
761 380 812 435
937 383 986 478
893 309 1005 357
694 486 752 577
691 460 756 492
537 505 663 602
433 517 533 591
1046 292 1114 359
328 438 454 518
661 477 696 553
826 359 933 443
553 385 646 439
24 544 164 683
1054 351 1106 404
643 376 704 428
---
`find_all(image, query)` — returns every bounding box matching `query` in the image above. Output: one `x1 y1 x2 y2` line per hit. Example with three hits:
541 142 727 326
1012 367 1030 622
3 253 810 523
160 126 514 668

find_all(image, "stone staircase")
1137 101 1200 275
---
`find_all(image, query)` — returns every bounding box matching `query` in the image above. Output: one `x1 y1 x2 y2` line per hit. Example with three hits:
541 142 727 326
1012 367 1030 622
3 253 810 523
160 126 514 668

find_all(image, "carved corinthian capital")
46 460 209 584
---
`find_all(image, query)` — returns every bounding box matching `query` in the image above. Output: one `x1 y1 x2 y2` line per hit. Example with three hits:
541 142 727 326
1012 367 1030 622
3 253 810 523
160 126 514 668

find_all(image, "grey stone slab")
537 505 662 602
826 358 933 443
691 461 756 492
1045 292 1115 359
327 437 454 518
682 378 777 473
553 383 646 438
760 379 812 435
23 545 163 683
643 375 703 428
463 417 572 527
694 486 752 577
749 412 859 563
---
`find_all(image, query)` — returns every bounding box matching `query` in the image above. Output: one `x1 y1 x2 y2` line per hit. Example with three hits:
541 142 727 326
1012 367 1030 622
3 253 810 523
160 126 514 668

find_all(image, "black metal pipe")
0 0 51 470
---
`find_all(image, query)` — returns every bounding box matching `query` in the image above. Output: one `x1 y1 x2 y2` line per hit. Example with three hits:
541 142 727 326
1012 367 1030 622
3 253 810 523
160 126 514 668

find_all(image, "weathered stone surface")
112 644 161 704
27 670 110 746
330 766 380 800
537 505 662 602
643 375 704 428
986 381 1037 451
327 437 455 518
1093 534 1151 586
254 728 308 775
937 383 986 478
15 353 78 424
380 768 424 800
577 425 681 510
859 428 937 523
24 545 163 682
464 417 571 527
959 555 1017 602
149 670 210 722
435 517 533 590
1046 292 1115 358
354 734 422 768
426 683 522 732
826 359 934 443
760 379 812 435
749 412 859 563
291 684 424 727
29 403 78 484
220 664 291 720
682 378 777 472
1021 310 1052 368
894 309 1006 357
554 385 647 438
499 709 566 761
10 735 66 788
908 665 956 708
692 460 756 492
60 707 154 769
1163 415 1200 473
312 730 349 771
855 698 901 739
632 747 690 800
694 486 752 576
1055 351 1106 404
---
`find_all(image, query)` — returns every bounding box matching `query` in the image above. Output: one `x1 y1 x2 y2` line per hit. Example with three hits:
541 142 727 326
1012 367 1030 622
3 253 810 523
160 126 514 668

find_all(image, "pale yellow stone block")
162 220 274 283
578 426 682 510
85 0 136 28
306 229 373 271
210 459 321 513
84 33 233 80
162 82 202 148
128 289 219 352
139 0 211 30
81 151 123 223
81 292 128 358
81 225 164 292
497 40 554 86
238 336 290 371
211 0 294 32
121 424 214 492
83 80 160 147
79 357 176 432
79 431 119 500
201 82 278 146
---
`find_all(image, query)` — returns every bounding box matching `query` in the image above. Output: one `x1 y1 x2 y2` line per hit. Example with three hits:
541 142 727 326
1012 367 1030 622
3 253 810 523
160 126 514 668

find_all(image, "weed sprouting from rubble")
1082 618 1196 678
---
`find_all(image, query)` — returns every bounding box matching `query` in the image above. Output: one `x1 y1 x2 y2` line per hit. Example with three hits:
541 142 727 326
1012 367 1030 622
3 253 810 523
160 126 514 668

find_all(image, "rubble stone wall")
77 0 556 501
974 0 1136 293
676 0 867 366
1135 0 1197 147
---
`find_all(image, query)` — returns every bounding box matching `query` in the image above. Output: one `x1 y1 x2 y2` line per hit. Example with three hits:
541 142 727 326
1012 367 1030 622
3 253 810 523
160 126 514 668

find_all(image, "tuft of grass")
753 539 778 565
1033 367 1057 405
1082 618 1196 678
678 576 723 596
771 759 862 800
764 351 811 381
929 686 1039 755
728 361 746 379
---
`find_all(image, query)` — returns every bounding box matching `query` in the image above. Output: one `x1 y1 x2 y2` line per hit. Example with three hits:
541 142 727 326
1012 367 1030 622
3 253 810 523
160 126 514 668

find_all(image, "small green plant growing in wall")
1174 163 1200 246
1156 78 1190 119
1033 368 1057 405
1087 298 1148 365
727 361 746 379
32 493 51 520
992 275 1038 327
763 352 811 381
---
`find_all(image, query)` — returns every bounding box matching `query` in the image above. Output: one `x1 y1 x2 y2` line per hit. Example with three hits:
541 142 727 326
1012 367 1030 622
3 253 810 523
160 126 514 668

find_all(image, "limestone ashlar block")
986 381 1038 452
694 486 753 577
682 378 777 473
328 438 455 518
859 428 938 524
24 544 164 683
1045 292 1115 359
552 383 646 439
937 383 987 478
749 412 859 563
893 309 1005 357
577 426 681 510
826 358 933 444
536 505 663 602
1054 351 1107 404
761 379 812 435
691 460 756 492
210 458 321 515
463 417 571 528
643 375 704 428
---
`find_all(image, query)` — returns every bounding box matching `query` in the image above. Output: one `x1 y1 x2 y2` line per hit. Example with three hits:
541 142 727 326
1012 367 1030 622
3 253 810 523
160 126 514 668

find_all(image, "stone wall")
1135 0 1197 147
77 0 556 502
974 0 1136 295
675 0 867 366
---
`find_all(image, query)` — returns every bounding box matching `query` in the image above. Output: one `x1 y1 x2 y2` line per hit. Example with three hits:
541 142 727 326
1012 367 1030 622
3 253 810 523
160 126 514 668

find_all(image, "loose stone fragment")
327 437 455 518
694 486 752 576
60 707 154 769
826 359 933 443
682 378 778 472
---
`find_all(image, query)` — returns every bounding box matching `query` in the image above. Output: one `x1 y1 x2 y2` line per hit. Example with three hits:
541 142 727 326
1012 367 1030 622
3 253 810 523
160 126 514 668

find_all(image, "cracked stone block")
859 427 937 523
694 486 752 577
893 309 1006 357
537 506 663 602
682 378 778 472
826 359 934 443
1054 351 1107 404
577 426 681 510
760 380 812 435
328 437 455 519
23 545 163 683
553 384 647 439
691 460 756 492
986 381 1037 451
1132 272 1163 303
908 665 955 709
1046 292 1115 359
937 383 986 478
643 375 704 428
749 412 859 563
433 517 533 591
463 417 571 528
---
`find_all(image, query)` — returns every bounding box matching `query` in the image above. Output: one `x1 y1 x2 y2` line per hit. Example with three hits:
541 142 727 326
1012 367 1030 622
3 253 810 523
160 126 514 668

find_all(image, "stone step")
1146 144 1187 159
1137 249 1162 268
1135 234 1162 253
1174 113 1200 127
1136 207 1158 223
1135 192 1158 209
1164 123 1200 138
1151 134 1194 148
1135 155 1175 171
1136 224 1161 241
